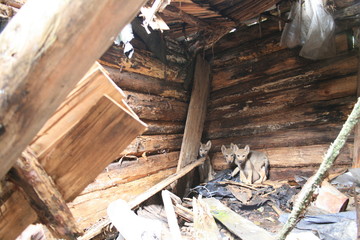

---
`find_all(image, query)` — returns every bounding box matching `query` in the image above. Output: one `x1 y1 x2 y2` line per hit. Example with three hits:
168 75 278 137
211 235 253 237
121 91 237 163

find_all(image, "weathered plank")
177 55 211 170
30 64 127 156
0 0 147 180
39 95 147 201
203 198 274 240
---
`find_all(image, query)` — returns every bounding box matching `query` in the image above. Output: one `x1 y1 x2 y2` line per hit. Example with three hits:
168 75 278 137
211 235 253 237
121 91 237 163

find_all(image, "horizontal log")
69 168 176 231
208 19 281 56
212 32 349 70
82 151 180 194
210 144 353 170
121 134 183 156
124 90 188 121
102 66 189 102
144 120 184 135
206 97 355 139
211 50 358 93
208 124 348 150
99 45 184 83
208 75 357 122
269 165 350 181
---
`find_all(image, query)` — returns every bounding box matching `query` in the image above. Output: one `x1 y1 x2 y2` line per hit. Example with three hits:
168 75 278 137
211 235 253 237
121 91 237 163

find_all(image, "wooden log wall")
205 20 357 180
69 43 190 230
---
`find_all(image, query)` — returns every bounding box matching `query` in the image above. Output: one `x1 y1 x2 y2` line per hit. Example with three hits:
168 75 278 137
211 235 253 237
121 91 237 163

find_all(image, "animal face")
199 140 211 157
221 143 235 164
233 145 250 165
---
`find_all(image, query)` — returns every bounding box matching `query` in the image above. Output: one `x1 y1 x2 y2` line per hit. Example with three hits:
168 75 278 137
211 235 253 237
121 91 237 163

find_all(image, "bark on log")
0 0 147 179
103 66 189 102
10 149 81 239
124 90 188 121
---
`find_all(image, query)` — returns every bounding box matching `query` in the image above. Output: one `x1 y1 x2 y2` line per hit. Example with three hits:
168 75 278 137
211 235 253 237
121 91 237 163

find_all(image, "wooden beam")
177 55 210 170
10 149 81 239
0 0 147 180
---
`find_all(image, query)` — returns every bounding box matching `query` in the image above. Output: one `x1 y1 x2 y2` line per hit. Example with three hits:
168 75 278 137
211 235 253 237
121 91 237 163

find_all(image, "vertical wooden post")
353 48 360 168
175 55 210 196
0 0 147 180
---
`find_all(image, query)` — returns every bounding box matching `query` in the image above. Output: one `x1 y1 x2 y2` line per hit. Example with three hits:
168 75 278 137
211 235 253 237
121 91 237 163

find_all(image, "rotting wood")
0 0 147 180
78 157 206 240
277 97 360 240
124 90 188 121
204 198 274 240
193 197 222 240
176 54 210 196
10 149 81 239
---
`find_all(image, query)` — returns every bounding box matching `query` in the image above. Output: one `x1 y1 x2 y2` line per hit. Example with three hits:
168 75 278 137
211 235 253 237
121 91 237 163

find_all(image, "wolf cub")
198 140 215 182
233 145 269 184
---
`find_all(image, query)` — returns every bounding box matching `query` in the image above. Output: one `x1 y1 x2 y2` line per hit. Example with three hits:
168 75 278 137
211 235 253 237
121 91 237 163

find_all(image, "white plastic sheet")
280 0 336 60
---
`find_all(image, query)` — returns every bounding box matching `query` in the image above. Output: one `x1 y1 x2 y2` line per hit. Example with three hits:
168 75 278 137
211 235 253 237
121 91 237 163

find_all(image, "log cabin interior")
0 0 359 239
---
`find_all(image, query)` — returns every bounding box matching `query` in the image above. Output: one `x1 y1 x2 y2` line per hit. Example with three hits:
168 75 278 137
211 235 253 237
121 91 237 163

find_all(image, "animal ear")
230 143 235 149
206 140 211 148
244 145 250 153
233 144 239 151
221 145 226 153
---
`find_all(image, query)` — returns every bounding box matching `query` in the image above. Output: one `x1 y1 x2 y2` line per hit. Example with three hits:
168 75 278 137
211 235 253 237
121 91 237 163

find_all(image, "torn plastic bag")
279 211 357 240
280 0 336 60
299 0 336 60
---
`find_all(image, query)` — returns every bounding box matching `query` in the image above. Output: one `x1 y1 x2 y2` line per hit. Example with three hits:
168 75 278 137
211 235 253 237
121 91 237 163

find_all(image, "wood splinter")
9 148 82 239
